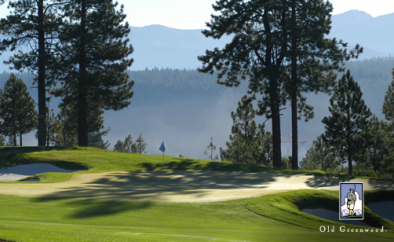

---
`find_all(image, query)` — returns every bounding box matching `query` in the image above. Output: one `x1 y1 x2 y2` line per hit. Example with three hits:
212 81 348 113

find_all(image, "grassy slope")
0 190 392 242
0 146 379 183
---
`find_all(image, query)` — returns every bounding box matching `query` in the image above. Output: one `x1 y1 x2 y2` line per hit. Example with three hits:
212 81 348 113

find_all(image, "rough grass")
0 190 393 242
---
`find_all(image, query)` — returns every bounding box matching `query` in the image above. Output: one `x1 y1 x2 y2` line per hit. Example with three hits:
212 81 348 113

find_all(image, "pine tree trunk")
78 0 89 146
37 0 46 146
20 131 22 147
291 0 298 170
13 131 16 146
271 88 282 168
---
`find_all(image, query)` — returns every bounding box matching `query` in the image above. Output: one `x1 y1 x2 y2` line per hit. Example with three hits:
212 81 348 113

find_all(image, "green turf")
0 190 392 242
0 146 381 183
0 147 393 241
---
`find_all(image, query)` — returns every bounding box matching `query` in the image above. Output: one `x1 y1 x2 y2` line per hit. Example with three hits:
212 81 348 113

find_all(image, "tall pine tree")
0 0 63 146
49 0 134 146
322 70 372 175
198 0 360 168
285 0 362 170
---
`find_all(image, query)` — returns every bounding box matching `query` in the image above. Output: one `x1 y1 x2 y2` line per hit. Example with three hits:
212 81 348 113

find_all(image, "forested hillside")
0 57 392 159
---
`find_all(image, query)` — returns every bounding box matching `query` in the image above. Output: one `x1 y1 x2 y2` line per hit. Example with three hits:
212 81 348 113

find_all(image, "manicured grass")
0 190 392 242
0 147 393 241
0 146 380 183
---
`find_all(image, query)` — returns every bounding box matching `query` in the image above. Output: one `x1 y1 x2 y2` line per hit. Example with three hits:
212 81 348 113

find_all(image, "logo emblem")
339 182 364 220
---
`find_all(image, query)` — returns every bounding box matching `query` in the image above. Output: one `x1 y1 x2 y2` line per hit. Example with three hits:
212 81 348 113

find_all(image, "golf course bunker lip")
301 208 371 227
0 163 83 181
21 178 40 182
367 201 394 222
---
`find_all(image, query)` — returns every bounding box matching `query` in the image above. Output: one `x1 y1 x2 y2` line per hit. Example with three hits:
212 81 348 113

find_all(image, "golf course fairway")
0 147 393 241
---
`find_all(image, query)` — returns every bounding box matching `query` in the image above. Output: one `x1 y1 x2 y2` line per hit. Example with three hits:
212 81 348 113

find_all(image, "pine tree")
135 134 147 154
123 135 133 153
6 135 14 146
380 69 394 174
113 140 125 152
363 115 388 172
88 128 111 150
256 123 273 166
49 0 134 146
322 70 372 175
300 134 337 171
0 74 37 146
382 69 394 122
0 135 5 146
220 96 272 164
0 0 63 146
198 0 360 168
285 0 362 170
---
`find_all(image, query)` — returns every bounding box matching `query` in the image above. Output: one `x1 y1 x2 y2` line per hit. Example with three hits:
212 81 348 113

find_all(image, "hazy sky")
0 0 393 30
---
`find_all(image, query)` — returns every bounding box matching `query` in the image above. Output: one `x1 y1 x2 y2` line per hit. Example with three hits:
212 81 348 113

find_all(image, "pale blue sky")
0 0 393 30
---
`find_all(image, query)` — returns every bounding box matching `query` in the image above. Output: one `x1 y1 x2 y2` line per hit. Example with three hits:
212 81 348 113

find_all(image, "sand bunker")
0 170 393 202
0 163 82 181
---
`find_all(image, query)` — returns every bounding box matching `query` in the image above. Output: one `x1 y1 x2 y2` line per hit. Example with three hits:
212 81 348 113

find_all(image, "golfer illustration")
347 188 357 216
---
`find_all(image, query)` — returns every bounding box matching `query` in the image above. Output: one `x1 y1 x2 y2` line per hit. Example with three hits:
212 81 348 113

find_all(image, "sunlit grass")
0 190 392 242
0 146 373 183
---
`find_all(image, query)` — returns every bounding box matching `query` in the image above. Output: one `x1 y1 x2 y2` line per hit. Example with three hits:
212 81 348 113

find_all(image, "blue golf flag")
159 142 165 152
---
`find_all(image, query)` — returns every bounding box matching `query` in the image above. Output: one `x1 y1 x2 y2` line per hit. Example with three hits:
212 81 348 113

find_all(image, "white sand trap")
0 163 82 181
0 170 393 202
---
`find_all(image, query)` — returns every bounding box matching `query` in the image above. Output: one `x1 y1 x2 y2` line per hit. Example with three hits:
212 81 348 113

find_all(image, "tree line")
0 0 394 178
0 0 134 147
300 70 394 177
198 0 393 178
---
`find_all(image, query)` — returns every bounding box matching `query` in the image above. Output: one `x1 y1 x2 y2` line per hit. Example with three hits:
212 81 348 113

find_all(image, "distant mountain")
1 10 394 72
330 10 394 57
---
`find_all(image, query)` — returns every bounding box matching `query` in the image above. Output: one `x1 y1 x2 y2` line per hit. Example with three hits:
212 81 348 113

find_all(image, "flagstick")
162 152 164 162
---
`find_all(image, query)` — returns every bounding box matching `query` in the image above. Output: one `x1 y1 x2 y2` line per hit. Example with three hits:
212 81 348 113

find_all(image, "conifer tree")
113 140 125 152
135 134 147 154
382 69 394 122
380 69 394 174
0 0 63 146
363 115 388 172
300 134 337 171
198 0 361 168
50 0 134 146
6 135 14 146
0 74 37 146
322 70 372 175
123 135 133 153
0 135 5 146
220 96 272 164
88 128 111 150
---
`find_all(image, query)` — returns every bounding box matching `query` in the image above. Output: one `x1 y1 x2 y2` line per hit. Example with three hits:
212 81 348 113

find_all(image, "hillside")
0 57 393 160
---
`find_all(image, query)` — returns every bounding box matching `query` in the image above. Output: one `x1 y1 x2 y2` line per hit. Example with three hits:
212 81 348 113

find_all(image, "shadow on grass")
66 199 152 219
0 148 88 171
305 175 354 188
